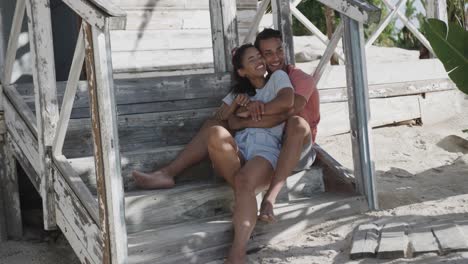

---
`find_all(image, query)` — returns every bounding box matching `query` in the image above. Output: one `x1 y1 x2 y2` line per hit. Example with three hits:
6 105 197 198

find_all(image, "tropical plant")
422 18 468 94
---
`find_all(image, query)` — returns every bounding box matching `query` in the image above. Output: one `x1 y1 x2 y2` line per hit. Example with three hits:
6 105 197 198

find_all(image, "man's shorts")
293 135 317 172
235 131 281 169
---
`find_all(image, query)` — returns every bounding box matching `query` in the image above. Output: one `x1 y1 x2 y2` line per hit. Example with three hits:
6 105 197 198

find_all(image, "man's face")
258 37 285 73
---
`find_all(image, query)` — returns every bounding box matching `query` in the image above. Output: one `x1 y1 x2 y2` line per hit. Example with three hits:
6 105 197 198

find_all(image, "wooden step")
124 182 234 233
69 146 214 192
127 193 368 264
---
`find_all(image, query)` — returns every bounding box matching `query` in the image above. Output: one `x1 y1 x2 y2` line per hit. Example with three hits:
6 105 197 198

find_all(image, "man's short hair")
254 28 283 50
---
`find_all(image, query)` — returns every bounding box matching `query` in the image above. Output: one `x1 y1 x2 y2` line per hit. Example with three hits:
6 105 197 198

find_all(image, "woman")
208 43 294 264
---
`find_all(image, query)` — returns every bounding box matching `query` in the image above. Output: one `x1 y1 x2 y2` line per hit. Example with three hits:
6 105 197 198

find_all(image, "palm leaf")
422 18 468 94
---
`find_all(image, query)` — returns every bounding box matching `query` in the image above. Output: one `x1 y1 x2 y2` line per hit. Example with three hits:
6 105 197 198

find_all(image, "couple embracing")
132 28 320 264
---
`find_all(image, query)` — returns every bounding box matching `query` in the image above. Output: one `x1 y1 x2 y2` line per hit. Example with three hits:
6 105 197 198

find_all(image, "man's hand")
258 198 276 223
228 115 244 130
246 101 265 121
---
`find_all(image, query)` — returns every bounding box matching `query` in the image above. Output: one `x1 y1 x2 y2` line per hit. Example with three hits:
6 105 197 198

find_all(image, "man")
132 28 320 221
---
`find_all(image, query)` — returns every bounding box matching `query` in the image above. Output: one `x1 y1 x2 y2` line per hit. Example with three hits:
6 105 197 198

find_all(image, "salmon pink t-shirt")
286 65 320 142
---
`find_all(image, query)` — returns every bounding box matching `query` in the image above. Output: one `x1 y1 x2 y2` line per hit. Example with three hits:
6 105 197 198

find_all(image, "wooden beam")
290 6 345 62
61 0 126 30
0 133 8 241
342 16 378 210
243 0 271 44
54 170 102 264
53 28 85 157
2 0 25 85
209 0 239 73
3 84 38 136
209 0 226 73
25 0 60 230
53 155 99 224
272 0 295 65
0 134 23 239
312 21 344 83
316 0 381 24
83 20 128 264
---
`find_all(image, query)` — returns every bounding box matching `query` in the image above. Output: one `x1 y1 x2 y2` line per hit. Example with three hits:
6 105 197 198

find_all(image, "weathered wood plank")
221 0 239 72
54 171 102 264
110 29 213 52
125 183 233 233
317 59 450 90
377 223 409 259
108 0 256 10
3 98 40 173
69 145 214 191
14 72 231 107
112 49 214 73
408 223 440 257
123 10 210 30
26 0 60 230
0 135 23 239
2 0 25 85
53 155 99 224
419 90 463 125
3 84 38 136
319 78 456 103
127 194 367 263
61 0 126 30
210 0 227 73
84 20 128 263
0 133 10 241
350 223 380 259
432 223 468 254
63 107 217 158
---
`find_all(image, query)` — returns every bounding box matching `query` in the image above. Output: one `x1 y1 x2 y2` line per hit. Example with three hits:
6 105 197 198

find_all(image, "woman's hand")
246 100 265 121
234 94 250 107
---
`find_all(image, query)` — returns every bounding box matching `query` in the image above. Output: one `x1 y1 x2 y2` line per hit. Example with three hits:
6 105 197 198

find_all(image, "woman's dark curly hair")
230 43 257 96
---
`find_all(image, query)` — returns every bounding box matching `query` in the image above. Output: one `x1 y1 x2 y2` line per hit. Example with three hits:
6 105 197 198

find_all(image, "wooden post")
83 20 127 264
0 132 8 241
25 0 60 230
2 0 25 85
209 0 238 73
342 16 378 210
0 134 23 239
271 0 295 65
243 0 271 44
426 0 448 23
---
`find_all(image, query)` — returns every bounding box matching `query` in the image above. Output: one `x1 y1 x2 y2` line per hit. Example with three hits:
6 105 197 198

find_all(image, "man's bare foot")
225 246 246 264
258 199 276 223
132 169 175 189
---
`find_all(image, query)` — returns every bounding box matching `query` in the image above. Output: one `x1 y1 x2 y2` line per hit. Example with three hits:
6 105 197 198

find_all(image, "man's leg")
132 119 227 189
259 116 311 222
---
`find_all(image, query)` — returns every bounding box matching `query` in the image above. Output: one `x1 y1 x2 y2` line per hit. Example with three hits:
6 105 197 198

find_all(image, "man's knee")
285 116 310 138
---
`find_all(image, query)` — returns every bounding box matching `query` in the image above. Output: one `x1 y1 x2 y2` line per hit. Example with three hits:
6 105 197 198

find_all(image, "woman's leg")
228 156 273 264
206 125 243 187
132 119 227 189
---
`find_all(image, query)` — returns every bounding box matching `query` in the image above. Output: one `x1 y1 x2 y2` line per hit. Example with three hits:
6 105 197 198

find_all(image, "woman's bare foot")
132 169 175 189
258 199 276 223
225 246 246 264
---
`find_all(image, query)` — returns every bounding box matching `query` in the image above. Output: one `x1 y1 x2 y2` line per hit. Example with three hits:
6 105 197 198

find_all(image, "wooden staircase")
0 0 370 263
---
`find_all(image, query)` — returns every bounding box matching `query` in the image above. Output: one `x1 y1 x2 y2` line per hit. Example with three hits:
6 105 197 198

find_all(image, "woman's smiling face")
237 47 266 79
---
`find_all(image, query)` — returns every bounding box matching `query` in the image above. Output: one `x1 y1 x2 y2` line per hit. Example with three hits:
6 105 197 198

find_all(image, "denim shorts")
235 131 281 169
